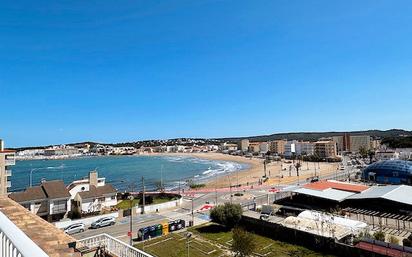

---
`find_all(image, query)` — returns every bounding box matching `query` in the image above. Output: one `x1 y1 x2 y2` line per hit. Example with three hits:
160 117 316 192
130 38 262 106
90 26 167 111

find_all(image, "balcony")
5 154 15 166
76 233 154 257
0 211 49 257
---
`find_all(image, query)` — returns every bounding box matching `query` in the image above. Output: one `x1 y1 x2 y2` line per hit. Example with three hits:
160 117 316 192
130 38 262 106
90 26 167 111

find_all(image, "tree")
295 162 301 177
231 227 256 257
210 203 242 228
373 231 385 241
359 146 368 158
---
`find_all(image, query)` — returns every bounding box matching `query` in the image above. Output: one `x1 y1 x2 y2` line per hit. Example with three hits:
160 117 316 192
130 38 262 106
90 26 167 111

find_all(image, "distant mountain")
214 129 412 143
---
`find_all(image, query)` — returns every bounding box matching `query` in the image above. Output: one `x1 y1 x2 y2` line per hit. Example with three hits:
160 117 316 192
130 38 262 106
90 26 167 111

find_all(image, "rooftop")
303 180 369 193
9 180 70 203
0 196 80 257
346 185 412 206
78 184 116 199
364 160 412 174
293 187 355 202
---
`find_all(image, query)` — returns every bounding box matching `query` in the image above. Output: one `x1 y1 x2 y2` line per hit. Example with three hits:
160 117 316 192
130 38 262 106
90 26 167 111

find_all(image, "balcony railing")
77 233 154 257
0 211 48 257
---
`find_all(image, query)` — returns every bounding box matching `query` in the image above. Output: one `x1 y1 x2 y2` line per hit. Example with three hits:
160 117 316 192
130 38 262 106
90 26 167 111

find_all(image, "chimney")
0 139 4 151
89 171 98 187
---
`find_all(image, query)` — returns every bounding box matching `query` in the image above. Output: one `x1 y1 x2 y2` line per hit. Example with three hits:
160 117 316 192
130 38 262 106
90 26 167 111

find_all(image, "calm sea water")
10 155 247 192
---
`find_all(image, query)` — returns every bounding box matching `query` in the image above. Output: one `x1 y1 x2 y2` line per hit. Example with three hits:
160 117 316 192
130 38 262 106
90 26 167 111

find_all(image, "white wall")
134 198 182 214
54 212 119 229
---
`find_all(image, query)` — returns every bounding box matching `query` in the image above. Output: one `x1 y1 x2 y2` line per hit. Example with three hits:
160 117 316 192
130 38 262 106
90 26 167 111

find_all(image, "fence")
76 233 154 257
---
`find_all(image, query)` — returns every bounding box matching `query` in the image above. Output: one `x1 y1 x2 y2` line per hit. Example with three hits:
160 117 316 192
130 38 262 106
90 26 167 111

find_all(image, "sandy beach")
147 152 340 189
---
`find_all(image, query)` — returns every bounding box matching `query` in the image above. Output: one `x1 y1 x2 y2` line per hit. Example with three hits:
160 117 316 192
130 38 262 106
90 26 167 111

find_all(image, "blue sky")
1 0 412 147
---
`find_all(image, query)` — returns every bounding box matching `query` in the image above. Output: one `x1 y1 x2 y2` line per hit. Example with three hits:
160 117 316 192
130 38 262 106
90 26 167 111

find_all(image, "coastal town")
2 1 411 257
1 130 412 257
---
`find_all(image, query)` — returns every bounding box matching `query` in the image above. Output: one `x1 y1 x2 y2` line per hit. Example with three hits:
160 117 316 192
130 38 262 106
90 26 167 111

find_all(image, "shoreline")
16 152 340 190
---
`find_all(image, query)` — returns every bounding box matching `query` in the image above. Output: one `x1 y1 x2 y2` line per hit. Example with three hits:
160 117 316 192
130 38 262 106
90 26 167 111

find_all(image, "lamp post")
128 195 134 246
30 168 43 187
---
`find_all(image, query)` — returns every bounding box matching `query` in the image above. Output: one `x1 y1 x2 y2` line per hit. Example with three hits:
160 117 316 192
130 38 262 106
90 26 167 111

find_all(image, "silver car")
64 223 85 234
91 217 116 229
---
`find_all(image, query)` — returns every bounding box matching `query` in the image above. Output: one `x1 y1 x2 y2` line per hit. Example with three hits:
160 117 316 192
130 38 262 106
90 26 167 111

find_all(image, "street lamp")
30 168 43 187
128 195 134 246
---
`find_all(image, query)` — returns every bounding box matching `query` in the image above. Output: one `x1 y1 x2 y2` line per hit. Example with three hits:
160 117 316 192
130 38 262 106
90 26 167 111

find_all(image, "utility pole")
264 160 267 177
191 197 194 226
160 165 163 192
228 175 232 204
128 195 134 246
142 176 145 214
215 171 218 205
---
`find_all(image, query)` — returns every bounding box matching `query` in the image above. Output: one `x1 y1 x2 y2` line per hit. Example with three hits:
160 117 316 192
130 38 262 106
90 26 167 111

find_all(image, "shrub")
139 195 153 205
231 227 256 257
373 231 386 241
389 236 399 245
210 203 242 228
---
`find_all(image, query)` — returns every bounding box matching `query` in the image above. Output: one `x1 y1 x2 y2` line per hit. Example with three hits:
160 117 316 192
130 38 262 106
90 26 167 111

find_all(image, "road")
72 158 359 243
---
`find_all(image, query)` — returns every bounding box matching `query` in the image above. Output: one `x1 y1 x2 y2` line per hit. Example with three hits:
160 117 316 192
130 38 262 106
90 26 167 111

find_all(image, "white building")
238 139 250 152
67 171 117 214
259 142 269 154
284 140 315 157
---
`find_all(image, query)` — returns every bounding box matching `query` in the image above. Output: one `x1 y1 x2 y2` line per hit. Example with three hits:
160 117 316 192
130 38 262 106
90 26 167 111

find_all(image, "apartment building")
0 139 15 196
238 139 250 152
284 140 315 157
248 142 261 153
315 141 338 158
259 142 269 153
332 134 371 153
270 139 287 154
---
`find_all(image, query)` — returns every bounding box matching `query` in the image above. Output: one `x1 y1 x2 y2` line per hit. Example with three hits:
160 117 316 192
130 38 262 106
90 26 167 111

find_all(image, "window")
52 200 67 213
111 195 116 200
393 172 399 177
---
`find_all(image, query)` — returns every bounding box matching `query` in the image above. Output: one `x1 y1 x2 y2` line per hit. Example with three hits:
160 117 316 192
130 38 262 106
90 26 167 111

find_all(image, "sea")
10 155 248 192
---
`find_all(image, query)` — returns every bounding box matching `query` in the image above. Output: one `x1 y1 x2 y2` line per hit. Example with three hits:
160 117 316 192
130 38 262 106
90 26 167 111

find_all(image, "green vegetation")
188 223 335 257
134 223 335 257
134 231 224 257
189 183 206 189
210 203 242 228
373 231 386 241
231 227 256 257
382 136 412 148
116 194 178 210
389 236 399 245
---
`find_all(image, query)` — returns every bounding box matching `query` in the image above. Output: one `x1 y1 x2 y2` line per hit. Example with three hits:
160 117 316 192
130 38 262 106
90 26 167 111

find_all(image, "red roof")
304 180 369 193
0 150 15 153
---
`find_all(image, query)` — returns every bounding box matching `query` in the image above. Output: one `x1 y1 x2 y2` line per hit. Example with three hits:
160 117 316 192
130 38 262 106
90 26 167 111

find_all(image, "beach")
154 152 340 189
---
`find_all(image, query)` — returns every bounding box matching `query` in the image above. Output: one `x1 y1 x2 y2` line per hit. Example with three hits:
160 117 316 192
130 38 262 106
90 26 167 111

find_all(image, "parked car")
64 223 85 234
91 217 116 229
260 205 274 220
